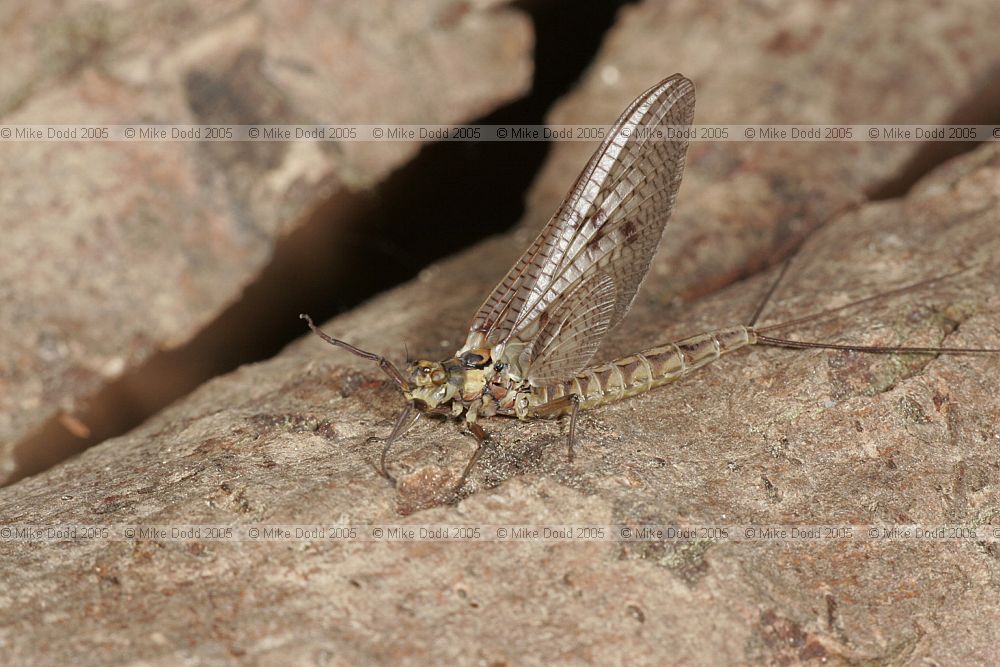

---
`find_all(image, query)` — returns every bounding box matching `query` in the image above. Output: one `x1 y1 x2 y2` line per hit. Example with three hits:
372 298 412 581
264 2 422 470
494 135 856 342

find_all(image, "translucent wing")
522 273 616 386
466 74 695 370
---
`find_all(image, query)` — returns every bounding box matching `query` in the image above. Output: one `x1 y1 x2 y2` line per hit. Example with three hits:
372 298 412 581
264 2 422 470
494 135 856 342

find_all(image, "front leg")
378 406 420 483
527 394 582 462
376 404 449 484
451 421 493 496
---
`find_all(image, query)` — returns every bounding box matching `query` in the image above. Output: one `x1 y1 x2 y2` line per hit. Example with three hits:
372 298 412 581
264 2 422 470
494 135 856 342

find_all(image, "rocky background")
2 1 999 665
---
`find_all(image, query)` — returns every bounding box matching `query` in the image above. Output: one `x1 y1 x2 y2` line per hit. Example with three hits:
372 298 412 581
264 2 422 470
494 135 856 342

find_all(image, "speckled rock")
0 0 532 482
4 1 1000 664
1 112 998 667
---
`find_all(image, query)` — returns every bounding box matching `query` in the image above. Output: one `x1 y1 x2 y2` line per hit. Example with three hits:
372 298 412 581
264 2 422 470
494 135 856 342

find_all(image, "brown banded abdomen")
529 326 756 414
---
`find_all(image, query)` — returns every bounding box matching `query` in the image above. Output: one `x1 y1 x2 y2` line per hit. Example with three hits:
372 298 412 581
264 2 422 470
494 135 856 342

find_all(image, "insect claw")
370 459 396 486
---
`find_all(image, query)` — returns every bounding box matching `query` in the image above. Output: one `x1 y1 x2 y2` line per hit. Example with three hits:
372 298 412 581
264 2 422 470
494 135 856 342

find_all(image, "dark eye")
460 351 488 368
494 362 506 372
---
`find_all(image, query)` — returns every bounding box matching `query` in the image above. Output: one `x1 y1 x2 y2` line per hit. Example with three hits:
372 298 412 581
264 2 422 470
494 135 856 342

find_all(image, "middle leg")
528 394 582 462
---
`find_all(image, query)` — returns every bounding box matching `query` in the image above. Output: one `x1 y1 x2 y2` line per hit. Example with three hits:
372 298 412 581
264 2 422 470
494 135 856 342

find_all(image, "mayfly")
302 74 999 493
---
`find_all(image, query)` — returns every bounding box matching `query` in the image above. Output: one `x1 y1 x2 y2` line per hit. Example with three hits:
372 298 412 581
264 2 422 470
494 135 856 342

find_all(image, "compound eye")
460 349 489 369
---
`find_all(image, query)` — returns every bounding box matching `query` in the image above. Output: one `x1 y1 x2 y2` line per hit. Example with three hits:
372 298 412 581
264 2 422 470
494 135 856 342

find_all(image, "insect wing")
466 74 696 371
522 273 616 385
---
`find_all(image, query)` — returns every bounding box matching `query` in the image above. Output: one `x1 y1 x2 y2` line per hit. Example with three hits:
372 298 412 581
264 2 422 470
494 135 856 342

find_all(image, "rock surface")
3 1 1000 665
523 0 1000 302
4 110 1000 667
0 0 532 482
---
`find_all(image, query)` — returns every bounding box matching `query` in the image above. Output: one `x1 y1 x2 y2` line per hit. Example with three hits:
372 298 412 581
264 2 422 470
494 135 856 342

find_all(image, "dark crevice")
679 67 1000 310
868 65 1000 200
8 0 636 485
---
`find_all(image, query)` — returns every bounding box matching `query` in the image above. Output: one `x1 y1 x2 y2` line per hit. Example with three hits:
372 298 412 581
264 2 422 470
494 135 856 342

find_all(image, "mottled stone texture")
2 141 999 666
3 1 1000 665
0 0 532 482
524 0 1000 302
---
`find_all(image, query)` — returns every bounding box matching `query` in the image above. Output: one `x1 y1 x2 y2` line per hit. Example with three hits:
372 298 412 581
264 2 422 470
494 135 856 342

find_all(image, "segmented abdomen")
530 326 756 413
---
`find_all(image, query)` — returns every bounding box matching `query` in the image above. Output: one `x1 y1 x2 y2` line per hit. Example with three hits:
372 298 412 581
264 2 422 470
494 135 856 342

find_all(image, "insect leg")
378 405 420 482
528 394 583 462
567 395 581 462
452 422 492 495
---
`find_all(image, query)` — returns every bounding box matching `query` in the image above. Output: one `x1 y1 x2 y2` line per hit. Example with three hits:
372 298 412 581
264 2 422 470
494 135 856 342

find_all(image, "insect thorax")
401 345 496 412
402 335 535 420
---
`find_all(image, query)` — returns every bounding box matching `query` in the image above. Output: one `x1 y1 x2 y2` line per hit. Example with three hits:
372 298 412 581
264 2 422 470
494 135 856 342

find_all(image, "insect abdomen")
534 326 756 411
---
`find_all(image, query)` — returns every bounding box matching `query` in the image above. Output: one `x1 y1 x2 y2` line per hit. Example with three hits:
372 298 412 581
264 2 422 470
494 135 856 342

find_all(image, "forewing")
523 273 616 386
467 74 695 355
